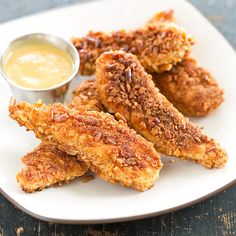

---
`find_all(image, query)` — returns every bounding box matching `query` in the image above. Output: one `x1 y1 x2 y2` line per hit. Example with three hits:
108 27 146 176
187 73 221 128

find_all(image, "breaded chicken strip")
72 10 223 116
153 58 224 116
147 11 224 116
72 22 194 75
16 81 104 193
95 51 227 168
69 79 106 112
9 100 162 191
17 144 88 193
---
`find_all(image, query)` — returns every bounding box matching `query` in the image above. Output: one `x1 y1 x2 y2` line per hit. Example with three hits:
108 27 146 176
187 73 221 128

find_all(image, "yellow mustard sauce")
3 39 73 89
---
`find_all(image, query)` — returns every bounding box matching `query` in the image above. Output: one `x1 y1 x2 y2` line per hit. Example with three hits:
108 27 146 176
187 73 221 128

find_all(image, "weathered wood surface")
0 0 236 235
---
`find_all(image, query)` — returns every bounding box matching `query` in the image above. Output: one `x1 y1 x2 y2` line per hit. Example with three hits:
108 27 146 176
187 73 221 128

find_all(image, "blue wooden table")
0 0 236 235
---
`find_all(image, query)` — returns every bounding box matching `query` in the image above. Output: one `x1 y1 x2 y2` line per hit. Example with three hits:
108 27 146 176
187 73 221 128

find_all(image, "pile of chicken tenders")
9 10 227 193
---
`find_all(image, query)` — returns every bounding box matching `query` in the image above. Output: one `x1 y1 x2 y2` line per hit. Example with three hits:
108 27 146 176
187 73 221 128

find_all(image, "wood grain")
0 185 236 235
0 0 236 235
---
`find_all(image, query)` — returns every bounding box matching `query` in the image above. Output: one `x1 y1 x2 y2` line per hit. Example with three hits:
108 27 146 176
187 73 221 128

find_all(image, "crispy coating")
73 10 223 116
95 51 227 168
153 58 224 116
69 79 106 112
17 144 88 193
147 9 175 24
72 63 224 117
147 11 224 116
72 22 194 75
16 81 103 193
9 100 162 191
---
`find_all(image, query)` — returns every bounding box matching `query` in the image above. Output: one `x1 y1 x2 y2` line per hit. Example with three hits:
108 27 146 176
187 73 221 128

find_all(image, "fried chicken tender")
17 144 88 193
95 51 227 168
153 58 224 116
147 11 224 116
16 81 104 193
72 21 194 75
9 100 162 191
69 79 106 112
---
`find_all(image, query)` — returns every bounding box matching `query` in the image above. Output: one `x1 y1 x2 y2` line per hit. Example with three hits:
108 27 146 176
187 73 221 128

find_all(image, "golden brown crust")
153 58 224 116
72 22 194 75
147 9 175 24
95 50 227 168
72 10 223 117
9 100 162 191
69 79 106 112
16 81 104 193
17 144 88 193
147 11 224 116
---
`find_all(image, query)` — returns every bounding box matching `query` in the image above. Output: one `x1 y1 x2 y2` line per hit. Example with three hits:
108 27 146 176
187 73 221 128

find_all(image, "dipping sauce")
3 39 74 89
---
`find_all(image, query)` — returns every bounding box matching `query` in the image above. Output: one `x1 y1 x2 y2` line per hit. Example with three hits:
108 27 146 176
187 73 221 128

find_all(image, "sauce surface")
3 39 73 89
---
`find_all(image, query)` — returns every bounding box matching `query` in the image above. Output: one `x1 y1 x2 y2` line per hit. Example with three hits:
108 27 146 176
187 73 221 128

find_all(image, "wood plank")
0 0 236 235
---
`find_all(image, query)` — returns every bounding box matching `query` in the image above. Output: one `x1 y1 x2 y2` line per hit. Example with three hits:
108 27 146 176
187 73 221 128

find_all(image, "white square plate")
0 0 236 224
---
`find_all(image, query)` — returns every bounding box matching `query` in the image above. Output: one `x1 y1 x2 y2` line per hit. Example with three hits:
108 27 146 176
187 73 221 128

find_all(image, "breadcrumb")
72 21 194 75
95 50 227 168
9 100 162 191
17 144 88 192
153 58 224 116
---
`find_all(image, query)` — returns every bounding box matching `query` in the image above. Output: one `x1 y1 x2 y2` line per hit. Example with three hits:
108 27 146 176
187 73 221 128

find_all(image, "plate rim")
1 180 235 224
1 0 236 224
